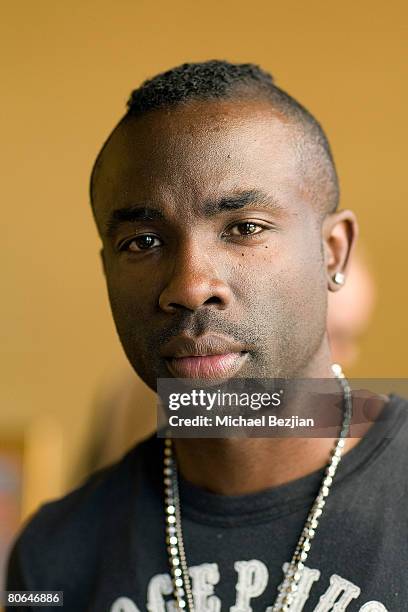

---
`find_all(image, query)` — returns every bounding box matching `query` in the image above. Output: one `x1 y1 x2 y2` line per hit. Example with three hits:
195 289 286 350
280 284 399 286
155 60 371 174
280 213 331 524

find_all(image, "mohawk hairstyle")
126 61 277 114
91 60 339 215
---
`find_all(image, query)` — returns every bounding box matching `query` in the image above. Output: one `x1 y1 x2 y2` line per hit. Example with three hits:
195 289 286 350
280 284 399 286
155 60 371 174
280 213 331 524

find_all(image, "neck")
173 436 363 496
173 350 362 496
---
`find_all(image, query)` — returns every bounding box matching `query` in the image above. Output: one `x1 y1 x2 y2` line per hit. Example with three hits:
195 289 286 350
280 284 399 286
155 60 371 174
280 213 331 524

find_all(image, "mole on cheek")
241 253 245 257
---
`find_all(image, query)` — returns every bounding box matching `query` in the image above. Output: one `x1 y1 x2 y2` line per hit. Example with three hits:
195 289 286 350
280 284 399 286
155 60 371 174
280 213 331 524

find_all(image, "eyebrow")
202 189 282 215
104 205 165 238
104 190 283 238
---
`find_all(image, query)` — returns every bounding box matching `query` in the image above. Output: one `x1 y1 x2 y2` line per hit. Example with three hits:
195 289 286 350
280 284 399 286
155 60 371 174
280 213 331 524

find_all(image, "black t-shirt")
6 394 408 611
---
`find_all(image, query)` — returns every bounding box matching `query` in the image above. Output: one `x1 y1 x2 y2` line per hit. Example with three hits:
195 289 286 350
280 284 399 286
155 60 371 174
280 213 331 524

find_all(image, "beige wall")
1 1 407 504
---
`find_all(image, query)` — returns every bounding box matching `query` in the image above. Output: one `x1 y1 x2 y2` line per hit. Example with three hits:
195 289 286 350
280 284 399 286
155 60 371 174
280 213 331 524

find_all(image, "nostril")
204 296 222 305
167 303 190 312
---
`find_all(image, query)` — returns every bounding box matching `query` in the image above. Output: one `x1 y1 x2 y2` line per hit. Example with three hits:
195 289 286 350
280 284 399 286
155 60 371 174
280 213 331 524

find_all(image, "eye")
224 222 265 237
120 234 162 252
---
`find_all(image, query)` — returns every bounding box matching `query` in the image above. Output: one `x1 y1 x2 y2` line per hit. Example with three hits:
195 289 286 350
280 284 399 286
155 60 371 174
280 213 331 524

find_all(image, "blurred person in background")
6 60 406 612
327 247 376 368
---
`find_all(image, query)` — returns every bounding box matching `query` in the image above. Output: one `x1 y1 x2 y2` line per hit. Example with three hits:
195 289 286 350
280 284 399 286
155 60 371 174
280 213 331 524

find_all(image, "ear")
322 210 359 292
99 247 106 278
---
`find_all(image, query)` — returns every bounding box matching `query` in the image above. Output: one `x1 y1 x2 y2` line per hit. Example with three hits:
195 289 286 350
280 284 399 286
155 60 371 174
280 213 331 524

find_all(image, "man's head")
90 60 357 389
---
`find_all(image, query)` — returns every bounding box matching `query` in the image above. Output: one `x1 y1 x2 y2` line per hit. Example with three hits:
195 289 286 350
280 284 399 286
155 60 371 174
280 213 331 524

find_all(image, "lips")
160 334 249 379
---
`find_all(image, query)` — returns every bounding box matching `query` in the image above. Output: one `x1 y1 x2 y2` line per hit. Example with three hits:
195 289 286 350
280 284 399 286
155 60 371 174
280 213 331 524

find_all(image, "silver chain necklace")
163 364 352 611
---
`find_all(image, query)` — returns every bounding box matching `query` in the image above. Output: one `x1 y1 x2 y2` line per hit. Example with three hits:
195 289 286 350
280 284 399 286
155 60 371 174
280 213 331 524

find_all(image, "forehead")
93 99 306 223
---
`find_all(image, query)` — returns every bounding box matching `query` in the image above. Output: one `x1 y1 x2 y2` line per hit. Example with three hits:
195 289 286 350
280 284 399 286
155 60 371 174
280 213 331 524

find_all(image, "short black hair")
91 60 339 215
127 60 284 114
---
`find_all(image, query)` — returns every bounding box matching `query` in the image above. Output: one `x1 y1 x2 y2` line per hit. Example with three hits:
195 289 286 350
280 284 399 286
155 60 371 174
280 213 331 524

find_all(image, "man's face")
92 99 328 390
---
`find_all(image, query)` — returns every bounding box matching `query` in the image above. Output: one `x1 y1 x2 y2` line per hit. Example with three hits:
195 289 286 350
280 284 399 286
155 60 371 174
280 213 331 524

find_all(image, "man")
6 61 408 611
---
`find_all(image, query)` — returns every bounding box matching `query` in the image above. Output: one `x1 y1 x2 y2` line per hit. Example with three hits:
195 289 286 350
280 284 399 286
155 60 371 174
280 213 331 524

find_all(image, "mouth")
165 353 249 379
160 334 250 379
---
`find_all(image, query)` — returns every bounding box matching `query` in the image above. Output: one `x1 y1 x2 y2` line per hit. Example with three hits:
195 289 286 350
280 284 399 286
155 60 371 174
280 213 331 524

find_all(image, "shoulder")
6 432 160 589
25 431 158 535
382 393 408 425
360 393 408 469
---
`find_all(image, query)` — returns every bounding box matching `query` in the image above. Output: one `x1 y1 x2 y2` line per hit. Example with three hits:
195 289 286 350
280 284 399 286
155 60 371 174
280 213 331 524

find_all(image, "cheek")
229 232 326 318
105 263 161 317
230 235 325 297
277 242 327 331
104 279 155 352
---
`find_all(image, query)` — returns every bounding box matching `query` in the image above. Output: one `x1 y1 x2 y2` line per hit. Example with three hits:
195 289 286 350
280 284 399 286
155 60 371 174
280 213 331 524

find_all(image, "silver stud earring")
333 272 345 285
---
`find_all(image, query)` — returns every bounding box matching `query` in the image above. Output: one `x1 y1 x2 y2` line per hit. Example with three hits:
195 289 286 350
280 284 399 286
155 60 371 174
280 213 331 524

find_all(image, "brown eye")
228 222 264 236
238 222 258 235
122 234 162 252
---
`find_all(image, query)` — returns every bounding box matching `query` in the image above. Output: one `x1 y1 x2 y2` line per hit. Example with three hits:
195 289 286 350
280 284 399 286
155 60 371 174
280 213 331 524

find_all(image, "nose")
159 242 232 314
